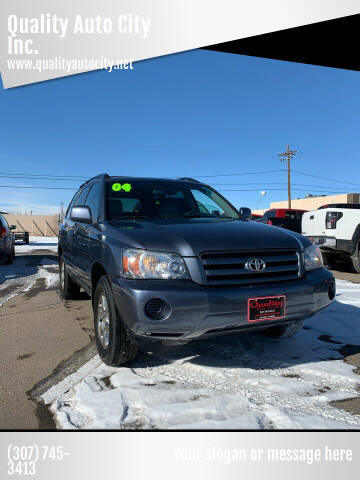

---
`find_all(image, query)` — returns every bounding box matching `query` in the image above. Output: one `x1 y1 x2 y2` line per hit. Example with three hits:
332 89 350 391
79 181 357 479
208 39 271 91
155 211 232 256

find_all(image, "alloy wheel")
97 293 110 348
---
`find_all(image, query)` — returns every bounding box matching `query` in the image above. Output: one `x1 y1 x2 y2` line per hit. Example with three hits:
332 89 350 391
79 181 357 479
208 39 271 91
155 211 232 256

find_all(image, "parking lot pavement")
331 266 360 284
0 244 359 429
0 248 94 430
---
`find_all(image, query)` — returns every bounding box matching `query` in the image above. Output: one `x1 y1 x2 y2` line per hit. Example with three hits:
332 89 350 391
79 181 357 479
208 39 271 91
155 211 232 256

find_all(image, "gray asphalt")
0 251 359 429
0 250 93 429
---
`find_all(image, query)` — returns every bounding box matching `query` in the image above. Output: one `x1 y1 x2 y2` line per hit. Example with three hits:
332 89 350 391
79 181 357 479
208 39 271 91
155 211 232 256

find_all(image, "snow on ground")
44 279 360 430
0 236 58 306
15 236 58 253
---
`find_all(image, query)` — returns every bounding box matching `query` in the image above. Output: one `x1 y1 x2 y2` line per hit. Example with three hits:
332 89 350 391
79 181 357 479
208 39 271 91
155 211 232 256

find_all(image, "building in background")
3 214 59 237
252 193 360 215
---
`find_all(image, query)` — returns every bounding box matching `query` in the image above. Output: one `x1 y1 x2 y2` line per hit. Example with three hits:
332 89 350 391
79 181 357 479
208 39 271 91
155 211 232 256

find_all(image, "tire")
93 275 138 366
3 248 14 265
259 319 304 339
321 252 338 269
351 243 360 273
59 255 80 299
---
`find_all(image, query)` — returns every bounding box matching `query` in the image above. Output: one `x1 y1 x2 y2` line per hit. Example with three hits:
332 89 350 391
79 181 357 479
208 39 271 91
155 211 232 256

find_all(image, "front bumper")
306 236 336 249
111 268 335 343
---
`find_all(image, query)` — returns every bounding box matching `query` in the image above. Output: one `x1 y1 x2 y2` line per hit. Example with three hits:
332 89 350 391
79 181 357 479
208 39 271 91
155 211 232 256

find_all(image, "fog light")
145 299 165 319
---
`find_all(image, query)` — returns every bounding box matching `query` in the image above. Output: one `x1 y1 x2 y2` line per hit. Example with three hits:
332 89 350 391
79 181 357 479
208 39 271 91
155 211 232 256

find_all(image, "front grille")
201 249 300 286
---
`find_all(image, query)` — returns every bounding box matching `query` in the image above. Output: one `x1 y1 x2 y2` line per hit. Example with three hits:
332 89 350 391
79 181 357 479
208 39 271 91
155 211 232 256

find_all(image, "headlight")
304 244 323 271
122 248 189 279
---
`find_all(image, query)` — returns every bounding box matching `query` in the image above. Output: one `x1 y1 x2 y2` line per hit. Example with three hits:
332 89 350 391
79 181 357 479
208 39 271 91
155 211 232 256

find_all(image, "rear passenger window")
285 210 297 220
85 183 101 222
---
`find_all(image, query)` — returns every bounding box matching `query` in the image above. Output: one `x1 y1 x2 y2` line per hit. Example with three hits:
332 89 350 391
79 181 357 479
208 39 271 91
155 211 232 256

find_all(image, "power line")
218 188 351 193
0 174 86 182
293 169 360 187
0 185 76 190
183 169 285 178
0 169 359 192
210 182 355 190
0 171 87 179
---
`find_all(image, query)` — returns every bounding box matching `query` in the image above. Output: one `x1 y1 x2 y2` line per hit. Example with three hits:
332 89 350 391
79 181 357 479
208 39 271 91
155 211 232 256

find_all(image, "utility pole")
60 202 64 223
277 145 298 208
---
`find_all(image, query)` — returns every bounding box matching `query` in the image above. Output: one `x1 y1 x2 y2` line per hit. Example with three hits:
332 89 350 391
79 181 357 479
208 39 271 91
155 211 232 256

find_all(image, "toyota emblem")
246 258 266 272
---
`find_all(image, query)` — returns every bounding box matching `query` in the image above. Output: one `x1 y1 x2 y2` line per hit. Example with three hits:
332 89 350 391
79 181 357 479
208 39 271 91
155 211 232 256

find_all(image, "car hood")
107 218 307 257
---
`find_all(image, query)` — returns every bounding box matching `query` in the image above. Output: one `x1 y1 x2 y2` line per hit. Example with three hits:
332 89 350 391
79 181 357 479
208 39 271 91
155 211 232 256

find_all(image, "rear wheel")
94 275 138 366
59 255 80 299
259 319 304 338
351 243 360 273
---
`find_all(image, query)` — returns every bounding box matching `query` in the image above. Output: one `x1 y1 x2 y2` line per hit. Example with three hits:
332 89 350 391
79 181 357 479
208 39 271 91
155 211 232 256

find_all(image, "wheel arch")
350 224 360 256
91 261 108 302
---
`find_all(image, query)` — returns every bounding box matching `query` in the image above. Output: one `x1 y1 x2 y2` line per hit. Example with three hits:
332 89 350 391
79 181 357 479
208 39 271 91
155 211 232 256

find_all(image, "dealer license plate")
248 295 286 322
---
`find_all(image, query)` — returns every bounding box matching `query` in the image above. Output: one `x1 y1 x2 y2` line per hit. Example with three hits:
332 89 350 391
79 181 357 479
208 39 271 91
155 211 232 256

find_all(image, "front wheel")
259 319 304 338
351 243 360 273
94 275 138 366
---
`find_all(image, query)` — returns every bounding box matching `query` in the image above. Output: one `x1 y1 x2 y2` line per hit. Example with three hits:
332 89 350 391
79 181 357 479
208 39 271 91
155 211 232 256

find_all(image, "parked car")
251 213 262 220
13 230 30 244
256 208 308 233
0 213 16 264
58 174 335 366
302 203 360 272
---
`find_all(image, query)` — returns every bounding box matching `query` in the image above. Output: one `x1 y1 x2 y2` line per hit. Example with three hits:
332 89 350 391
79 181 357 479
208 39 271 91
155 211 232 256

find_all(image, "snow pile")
45 280 360 430
0 256 58 306
15 236 58 253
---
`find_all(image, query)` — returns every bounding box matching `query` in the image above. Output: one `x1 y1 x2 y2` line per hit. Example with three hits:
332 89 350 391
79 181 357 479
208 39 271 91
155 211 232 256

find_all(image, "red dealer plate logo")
248 295 286 322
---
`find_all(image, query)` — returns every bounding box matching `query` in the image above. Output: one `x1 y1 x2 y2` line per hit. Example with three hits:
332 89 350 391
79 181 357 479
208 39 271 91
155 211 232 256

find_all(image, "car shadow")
328 261 356 274
0 253 57 287
135 299 360 371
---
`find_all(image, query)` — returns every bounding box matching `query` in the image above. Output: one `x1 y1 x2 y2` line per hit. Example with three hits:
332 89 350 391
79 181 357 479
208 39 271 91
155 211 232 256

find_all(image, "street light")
260 190 267 213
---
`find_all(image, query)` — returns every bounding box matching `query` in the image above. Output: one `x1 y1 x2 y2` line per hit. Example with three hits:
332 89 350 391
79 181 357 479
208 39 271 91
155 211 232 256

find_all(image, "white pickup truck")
302 203 360 273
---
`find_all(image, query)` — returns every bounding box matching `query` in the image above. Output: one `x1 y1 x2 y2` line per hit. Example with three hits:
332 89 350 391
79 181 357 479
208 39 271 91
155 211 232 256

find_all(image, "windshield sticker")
112 183 132 192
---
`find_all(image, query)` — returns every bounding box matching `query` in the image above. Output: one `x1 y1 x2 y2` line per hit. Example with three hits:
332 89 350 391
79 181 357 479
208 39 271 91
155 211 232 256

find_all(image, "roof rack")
80 173 109 188
179 177 201 183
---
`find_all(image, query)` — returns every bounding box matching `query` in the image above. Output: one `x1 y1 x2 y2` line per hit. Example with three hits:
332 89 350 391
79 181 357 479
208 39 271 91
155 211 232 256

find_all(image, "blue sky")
0 49 359 214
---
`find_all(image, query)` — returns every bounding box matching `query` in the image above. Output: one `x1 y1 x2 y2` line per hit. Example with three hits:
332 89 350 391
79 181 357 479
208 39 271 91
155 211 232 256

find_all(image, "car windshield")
106 180 240 220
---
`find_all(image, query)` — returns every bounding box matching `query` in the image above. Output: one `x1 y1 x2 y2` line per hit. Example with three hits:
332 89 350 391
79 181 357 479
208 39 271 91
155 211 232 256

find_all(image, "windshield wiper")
111 215 150 221
183 212 234 219
183 213 215 218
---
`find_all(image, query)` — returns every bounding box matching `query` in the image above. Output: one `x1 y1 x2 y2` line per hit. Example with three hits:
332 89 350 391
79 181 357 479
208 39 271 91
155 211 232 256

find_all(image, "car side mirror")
10 225 17 230
239 207 252 221
70 206 92 224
